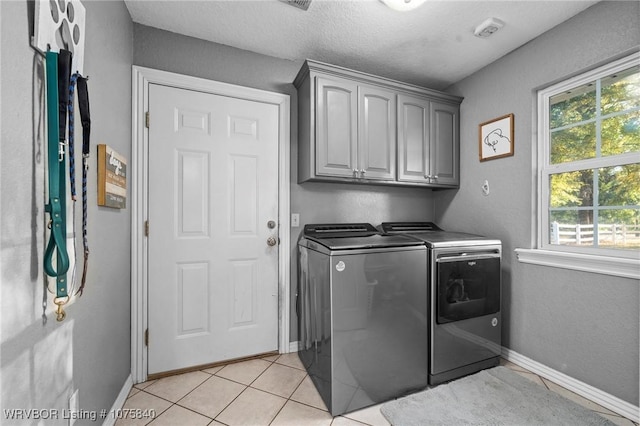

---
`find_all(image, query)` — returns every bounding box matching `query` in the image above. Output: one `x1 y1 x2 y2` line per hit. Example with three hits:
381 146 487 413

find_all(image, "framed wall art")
479 113 514 161
97 144 127 209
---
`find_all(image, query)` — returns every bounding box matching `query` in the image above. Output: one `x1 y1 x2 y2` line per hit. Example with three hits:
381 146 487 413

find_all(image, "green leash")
43 51 70 321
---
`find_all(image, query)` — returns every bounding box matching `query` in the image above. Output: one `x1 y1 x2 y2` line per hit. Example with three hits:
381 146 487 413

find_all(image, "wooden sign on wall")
97 144 127 209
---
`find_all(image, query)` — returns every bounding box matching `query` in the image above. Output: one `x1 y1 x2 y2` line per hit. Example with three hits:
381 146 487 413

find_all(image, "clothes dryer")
380 222 502 385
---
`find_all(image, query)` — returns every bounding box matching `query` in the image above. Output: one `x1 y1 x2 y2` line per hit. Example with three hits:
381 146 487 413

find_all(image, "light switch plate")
291 213 300 227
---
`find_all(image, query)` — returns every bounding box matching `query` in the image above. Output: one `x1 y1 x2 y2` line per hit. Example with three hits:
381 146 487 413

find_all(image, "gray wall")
1 1 133 423
133 23 437 341
438 1 639 405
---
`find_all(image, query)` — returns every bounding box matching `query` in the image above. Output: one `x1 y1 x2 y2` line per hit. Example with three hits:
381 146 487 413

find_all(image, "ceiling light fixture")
474 18 505 38
380 0 427 12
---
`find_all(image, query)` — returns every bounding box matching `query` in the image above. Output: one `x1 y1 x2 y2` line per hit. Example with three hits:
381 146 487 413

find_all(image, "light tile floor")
117 354 638 426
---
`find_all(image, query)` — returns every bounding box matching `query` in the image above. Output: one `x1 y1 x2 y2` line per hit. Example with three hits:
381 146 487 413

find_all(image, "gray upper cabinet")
314 76 396 181
315 76 358 178
295 60 461 188
397 94 430 184
397 95 459 187
358 85 397 181
430 101 459 187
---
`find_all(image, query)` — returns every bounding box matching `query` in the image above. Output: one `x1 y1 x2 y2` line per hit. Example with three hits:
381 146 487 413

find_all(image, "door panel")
230 259 257 326
177 262 209 335
148 83 279 374
316 76 358 177
359 87 396 180
397 94 430 183
430 102 459 186
177 151 209 237
229 155 258 235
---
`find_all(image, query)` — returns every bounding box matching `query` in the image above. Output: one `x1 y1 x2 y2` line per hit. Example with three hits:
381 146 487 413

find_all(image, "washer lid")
306 234 424 250
413 231 501 247
380 222 500 247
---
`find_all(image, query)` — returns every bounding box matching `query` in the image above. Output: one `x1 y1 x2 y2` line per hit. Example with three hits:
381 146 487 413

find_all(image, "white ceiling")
124 0 598 90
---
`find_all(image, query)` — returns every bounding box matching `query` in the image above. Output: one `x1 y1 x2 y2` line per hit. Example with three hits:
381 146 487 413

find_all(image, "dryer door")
435 249 501 324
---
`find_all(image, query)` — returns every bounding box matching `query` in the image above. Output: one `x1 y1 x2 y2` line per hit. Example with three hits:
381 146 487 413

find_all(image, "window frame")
519 52 640 278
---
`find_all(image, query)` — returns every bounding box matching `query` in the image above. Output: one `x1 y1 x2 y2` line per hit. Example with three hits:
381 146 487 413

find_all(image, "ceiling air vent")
280 0 312 11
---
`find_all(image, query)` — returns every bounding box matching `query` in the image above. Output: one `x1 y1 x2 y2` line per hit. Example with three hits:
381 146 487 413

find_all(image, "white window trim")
515 248 639 279
516 52 640 279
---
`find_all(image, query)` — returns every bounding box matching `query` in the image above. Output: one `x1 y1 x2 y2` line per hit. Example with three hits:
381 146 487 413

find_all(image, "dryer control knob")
491 317 499 327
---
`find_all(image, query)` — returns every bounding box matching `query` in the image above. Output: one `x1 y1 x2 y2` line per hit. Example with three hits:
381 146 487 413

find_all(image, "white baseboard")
288 341 300 353
502 348 639 423
102 374 133 426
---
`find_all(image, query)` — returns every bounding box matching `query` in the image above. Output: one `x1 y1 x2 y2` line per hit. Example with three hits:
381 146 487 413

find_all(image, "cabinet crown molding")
294 59 463 104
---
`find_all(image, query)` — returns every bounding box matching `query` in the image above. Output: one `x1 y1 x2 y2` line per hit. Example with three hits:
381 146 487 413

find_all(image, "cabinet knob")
360 169 366 178
433 175 439 180
353 169 358 178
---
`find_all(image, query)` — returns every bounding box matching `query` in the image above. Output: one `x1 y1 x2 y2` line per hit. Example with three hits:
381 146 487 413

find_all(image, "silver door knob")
267 237 277 247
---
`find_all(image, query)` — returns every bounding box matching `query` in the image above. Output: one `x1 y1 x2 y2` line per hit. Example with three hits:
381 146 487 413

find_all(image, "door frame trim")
131 66 291 383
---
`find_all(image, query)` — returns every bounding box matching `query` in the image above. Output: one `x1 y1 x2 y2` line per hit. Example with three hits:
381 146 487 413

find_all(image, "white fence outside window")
550 222 640 247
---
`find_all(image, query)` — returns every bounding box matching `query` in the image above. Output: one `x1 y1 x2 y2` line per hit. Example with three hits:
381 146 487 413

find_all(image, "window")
536 53 639 264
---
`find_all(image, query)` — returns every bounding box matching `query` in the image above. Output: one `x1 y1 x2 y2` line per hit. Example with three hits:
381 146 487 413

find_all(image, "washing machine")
297 223 428 415
380 222 502 385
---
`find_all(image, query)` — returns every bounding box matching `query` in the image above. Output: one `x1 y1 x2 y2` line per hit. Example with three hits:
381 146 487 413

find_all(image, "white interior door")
147 83 280 375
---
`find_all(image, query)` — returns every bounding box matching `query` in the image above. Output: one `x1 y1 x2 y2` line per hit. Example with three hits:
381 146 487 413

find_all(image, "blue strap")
68 73 79 200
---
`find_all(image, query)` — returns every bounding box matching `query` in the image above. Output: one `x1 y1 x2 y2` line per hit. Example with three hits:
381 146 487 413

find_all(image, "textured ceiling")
124 0 598 90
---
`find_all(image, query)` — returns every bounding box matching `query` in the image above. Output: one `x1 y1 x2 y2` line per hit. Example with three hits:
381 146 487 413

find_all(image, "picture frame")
479 113 514 161
97 144 127 209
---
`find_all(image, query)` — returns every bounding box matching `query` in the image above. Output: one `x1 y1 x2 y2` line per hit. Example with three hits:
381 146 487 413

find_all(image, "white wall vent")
280 0 312 11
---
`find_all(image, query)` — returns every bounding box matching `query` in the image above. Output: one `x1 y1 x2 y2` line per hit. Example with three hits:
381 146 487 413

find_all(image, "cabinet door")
397 94 430 183
430 101 459 186
358 86 396 180
316 76 358 178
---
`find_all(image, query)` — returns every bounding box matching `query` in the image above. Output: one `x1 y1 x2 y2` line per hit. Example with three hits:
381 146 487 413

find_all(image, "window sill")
514 248 639 280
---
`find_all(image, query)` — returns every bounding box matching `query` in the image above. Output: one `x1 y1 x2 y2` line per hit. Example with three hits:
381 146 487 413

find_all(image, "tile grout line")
244 356 277 388
209 355 279 387
286 375 331 414
333 415 371 426
146 370 213 411
247 368 306 397
168 376 221 425
265 366 331 425
126 389 174 426
158 401 215 425
267 394 289 426
209 378 256 423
